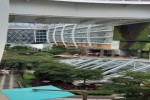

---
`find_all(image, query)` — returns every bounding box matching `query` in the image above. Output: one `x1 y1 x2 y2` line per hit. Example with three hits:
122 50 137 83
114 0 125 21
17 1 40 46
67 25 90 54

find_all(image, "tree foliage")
23 72 36 80
67 49 83 55
47 45 84 55
105 72 150 100
74 69 103 85
34 62 103 84
34 61 76 82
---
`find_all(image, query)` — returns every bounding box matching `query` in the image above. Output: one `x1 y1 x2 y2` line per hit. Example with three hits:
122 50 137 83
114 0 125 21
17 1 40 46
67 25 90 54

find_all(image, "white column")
46 25 50 43
0 0 9 62
87 25 92 47
72 24 78 48
53 26 58 45
33 23 37 43
61 25 67 47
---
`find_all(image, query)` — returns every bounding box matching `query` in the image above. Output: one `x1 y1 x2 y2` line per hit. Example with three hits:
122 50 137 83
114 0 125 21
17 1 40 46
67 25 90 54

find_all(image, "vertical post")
100 49 104 57
0 0 9 62
134 62 136 69
82 91 87 100
61 25 67 47
72 24 78 48
46 24 50 43
53 25 58 45
87 25 92 47
33 23 37 43
138 50 141 58
111 50 115 57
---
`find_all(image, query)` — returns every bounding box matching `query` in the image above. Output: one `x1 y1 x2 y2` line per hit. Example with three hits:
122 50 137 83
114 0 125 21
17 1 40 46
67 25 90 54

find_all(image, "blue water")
0 86 74 100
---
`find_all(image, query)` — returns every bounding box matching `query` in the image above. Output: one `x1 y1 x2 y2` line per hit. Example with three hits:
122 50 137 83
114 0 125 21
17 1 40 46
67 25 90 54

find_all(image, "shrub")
33 52 53 57
52 45 66 50
21 78 32 87
23 72 36 80
67 49 83 55
47 49 64 55
87 88 114 95
11 46 31 51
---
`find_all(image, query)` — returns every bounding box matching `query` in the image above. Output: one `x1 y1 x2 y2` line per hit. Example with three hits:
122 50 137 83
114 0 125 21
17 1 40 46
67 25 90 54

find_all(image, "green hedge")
87 88 114 95
33 52 54 57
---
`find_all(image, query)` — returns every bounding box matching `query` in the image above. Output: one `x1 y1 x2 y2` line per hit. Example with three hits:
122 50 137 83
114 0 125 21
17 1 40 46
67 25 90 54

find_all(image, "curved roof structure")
61 58 150 79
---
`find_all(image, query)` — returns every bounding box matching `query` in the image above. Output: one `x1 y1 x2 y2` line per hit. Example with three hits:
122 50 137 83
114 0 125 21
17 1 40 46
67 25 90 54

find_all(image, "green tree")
74 69 103 85
47 45 67 55
34 61 76 82
105 72 150 100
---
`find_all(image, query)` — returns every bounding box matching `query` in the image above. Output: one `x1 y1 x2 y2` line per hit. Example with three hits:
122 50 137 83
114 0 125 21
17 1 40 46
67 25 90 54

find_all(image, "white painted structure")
61 58 150 78
9 0 150 22
7 23 118 50
48 24 119 50
52 0 150 5
0 0 9 62
1 0 150 62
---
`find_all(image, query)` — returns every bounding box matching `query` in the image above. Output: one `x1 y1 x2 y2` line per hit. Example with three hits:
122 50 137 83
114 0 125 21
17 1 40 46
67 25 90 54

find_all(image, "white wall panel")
0 0 9 62
10 0 150 19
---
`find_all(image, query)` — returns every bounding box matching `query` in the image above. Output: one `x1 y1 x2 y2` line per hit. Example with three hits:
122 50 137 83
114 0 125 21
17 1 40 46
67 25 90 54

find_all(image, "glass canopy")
61 58 150 79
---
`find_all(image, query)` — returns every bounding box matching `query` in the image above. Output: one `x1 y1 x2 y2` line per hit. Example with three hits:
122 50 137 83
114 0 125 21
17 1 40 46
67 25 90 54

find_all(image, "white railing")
97 0 148 1
52 0 150 4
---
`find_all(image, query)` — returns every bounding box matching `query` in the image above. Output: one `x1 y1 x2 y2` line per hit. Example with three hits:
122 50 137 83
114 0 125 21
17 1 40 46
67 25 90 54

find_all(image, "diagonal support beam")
73 59 93 66
131 64 150 72
91 59 117 69
78 59 103 68
103 60 135 75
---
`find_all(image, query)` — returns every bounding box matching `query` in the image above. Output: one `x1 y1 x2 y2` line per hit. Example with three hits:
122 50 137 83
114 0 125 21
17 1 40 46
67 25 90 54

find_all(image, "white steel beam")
102 63 125 71
10 0 150 20
103 60 135 75
0 0 9 62
87 25 92 47
53 26 58 45
132 64 150 72
72 24 78 48
51 0 150 5
46 26 50 43
61 25 66 47
33 23 37 43
91 59 117 69
73 59 94 66
78 59 102 68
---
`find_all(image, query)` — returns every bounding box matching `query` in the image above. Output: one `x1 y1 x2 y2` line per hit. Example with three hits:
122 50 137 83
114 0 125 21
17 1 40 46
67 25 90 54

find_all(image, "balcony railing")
53 0 150 4
96 0 149 1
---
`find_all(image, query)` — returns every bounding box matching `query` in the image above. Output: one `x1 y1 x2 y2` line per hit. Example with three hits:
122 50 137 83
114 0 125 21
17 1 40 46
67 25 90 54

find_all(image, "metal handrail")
52 0 150 4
